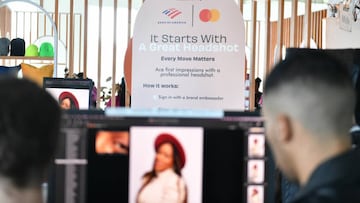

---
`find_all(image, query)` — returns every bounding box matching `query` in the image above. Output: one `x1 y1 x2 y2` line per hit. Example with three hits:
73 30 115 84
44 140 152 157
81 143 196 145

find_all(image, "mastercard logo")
199 9 220 22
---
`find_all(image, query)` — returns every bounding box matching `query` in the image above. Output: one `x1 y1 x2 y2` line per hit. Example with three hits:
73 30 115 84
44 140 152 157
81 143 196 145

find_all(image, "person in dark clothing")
255 77 263 110
350 61 360 148
290 149 360 203
350 91 360 148
262 50 360 203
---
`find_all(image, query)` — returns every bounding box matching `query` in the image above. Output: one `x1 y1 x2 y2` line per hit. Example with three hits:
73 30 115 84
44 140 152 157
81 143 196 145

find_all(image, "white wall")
324 17 360 49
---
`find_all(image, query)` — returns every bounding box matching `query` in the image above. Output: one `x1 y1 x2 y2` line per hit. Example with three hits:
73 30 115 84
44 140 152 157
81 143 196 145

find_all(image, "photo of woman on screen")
136 133 187 203
58 91 79 110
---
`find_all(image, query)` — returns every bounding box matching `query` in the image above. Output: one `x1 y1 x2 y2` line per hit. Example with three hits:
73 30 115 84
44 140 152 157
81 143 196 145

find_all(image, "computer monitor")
43 77 94 110
86 110 269 203
48 110 271 203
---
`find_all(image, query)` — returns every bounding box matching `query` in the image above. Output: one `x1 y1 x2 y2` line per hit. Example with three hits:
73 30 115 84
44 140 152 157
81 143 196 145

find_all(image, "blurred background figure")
255 77 263 111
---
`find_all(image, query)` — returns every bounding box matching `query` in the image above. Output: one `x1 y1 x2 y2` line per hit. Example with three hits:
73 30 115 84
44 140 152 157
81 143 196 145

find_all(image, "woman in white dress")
136 133 187 203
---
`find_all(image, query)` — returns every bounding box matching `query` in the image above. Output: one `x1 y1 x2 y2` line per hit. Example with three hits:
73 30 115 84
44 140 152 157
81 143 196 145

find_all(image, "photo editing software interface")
49 110 274 203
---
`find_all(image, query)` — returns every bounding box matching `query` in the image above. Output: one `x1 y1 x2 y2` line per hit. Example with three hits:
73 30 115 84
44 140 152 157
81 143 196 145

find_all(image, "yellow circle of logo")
210 9 220 22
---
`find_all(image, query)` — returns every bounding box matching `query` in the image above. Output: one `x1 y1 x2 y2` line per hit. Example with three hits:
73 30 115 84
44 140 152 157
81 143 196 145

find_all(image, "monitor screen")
85 111 268 203
43 77 94 110
86 117 246 203
49 110 271 203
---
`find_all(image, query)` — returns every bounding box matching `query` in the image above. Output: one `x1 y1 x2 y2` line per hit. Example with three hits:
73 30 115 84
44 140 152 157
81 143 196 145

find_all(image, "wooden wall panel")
276 0 285 63
69 0 74 75
249 0 257 111
111 0 118 107
264 0 271 77
83 0 88 78
246 9 327 75
0 6 11 37
97 0 103 108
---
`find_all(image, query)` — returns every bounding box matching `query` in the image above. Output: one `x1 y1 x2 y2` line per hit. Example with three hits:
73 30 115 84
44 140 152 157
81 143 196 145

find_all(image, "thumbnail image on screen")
247 185 264 203
247 160 265 184
96 130 129 154
248 134 265 158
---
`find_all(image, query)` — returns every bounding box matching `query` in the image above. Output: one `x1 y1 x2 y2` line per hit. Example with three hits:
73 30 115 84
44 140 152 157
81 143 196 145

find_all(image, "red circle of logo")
199 9 211 22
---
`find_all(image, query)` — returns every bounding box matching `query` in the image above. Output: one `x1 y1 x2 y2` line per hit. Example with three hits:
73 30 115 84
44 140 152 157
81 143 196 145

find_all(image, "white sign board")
132 0 245 110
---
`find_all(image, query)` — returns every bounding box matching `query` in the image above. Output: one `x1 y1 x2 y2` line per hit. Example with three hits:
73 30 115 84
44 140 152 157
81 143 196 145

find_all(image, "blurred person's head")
153 133 186 176
58 91 79 110
263 50 355 185
0 78 61 200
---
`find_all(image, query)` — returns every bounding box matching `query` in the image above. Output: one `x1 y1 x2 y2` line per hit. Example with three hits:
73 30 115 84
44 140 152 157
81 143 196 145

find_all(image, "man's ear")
276 114 293 142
